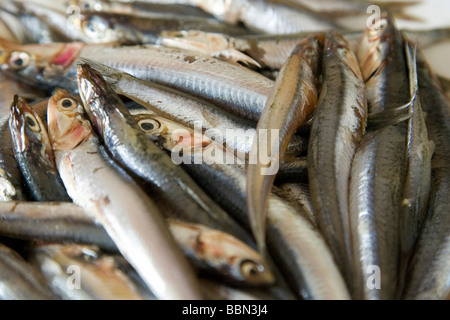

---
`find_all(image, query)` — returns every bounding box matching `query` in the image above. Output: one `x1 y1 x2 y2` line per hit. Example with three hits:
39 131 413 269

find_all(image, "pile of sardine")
0 0 448 300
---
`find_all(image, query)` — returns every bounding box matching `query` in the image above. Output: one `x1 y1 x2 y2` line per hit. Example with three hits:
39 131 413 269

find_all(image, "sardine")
132 109 350 300
307 30 367 293
402 47 450 300
77 63 254 246
47 88 203 300
167 218 274 286
349 11 410 300
70 11 251 44
199 278 278 300
397 42 434 297
247 35 322 251
134 0 339 34
0 242 58 300
0 42 274 123
9 95 72 202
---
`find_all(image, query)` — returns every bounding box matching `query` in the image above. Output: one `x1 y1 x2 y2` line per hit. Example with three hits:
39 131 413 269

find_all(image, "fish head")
357 10 397 82
76 61 126 138
0 42 83 87
130 109 212 151
326 30 363 80
9 95 55 165
78 13 122 43
47 88 93 151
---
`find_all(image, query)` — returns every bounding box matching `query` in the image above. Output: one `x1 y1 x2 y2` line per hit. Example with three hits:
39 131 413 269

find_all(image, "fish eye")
57 97 78 110
24 113 40 132
138 119 161 133
9 51 31 70
240 259 263 278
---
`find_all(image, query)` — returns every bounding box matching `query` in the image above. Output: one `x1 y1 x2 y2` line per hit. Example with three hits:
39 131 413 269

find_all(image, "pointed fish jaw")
8 96 28 153
47 89 93 151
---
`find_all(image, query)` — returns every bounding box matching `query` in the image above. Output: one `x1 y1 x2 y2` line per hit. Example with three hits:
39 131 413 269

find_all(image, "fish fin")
367 99 413 130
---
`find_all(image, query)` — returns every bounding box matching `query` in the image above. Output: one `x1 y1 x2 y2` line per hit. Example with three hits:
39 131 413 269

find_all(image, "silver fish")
308 30 367 293
0 201 116 251
402 47 450 300
247 34 322 251
77 62 254 246
47 88 203 300
9 95 72 202
132 110 350 300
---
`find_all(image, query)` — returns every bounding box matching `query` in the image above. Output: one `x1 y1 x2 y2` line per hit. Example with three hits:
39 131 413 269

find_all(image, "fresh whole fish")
402 47 450 300
0 41 275 122
247 34 322 251
132 109 350 300
77 62 254 246
0 242 59 300
307 30 367 294
167 218 274 286
0 201 117 252
396 42 434 297
9 95 72 202
349 11 411 300
130 0 340 34
271 182 316 227
47 88 203 300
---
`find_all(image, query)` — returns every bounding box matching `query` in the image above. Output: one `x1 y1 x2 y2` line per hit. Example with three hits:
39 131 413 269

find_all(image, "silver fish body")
48 89 203 300
77 63 254 246
9 96 71 202
307 30 367 293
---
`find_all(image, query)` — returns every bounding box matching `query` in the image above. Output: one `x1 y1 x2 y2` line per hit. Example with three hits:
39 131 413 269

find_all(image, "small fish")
402 46 450 300
397 42 434 297
30 244 152 300
307 30 367 293
9 95 72 201
271 182 317 227
247 34 322 252
77 62 255 246
349 11 410 300
167 218 274 286
0 242 59 300
47 88 203 300
132 108 350 300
